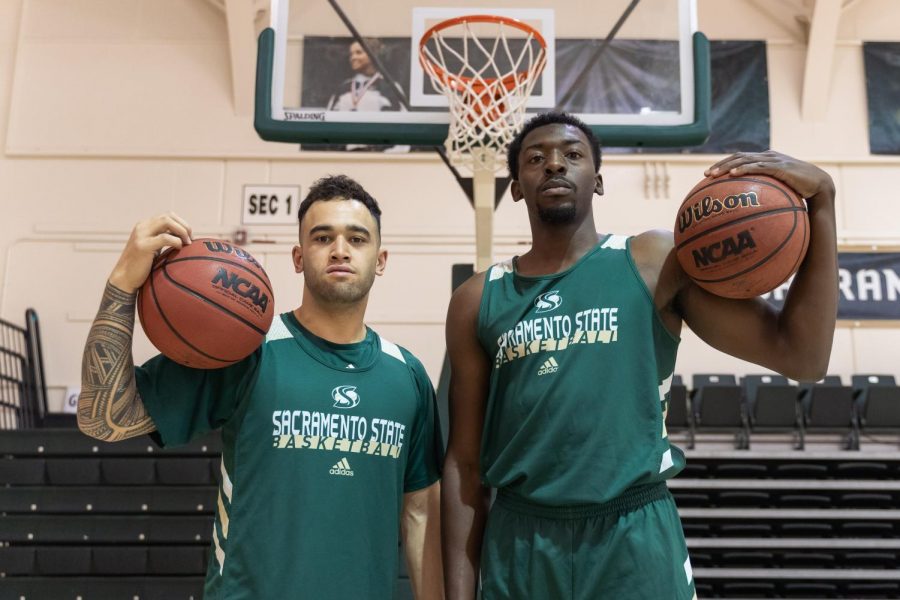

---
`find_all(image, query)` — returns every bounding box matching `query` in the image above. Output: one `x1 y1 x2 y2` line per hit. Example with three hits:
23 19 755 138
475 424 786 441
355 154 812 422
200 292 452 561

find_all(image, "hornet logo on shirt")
534 290 562 314
332 385 360 409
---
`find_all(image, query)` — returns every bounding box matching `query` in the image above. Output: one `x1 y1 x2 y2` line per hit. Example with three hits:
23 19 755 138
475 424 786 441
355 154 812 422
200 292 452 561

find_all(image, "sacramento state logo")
534 290 562 314
332 385 360 409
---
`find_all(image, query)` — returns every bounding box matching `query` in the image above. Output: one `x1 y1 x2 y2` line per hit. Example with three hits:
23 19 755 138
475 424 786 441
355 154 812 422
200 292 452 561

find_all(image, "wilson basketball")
673 174 810 299
138 239 275 368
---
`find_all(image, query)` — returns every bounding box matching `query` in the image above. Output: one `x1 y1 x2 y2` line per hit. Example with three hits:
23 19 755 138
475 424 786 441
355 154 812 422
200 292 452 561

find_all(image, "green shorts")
481 483 697 600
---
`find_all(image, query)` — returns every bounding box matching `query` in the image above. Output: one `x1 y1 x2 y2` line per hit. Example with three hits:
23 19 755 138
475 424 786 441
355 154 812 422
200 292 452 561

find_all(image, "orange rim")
418 14 547 93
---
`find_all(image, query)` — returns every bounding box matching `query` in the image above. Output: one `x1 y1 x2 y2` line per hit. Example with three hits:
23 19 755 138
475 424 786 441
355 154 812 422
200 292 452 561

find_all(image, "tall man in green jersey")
78 175 444 599
442 112 838 600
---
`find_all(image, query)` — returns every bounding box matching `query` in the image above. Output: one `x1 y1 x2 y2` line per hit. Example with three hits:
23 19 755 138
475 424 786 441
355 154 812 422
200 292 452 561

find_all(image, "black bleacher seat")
774 462 829 478
713 462 768 478
691 374 749 448
718 522 773 537
670 491 710 507
845 582 900 598
779 522 833 537
834 461 891 478
780 551 836 567
148 547 208 575
841 551 898 568
743 374 802 448
679 462 708 478
680 522 711 537
800 375 858 449
839 492 893 507
853 374 900 432
666 375 689 432
721 581 777 596
46 458 101 485
157 457 215 485
35 547 91 575
102 457 157 485
92 546 149 575
840 521 895 537
720 550 774 567
0 457 45 484
715 490 771 507
0 547 35 575
783 582 838 598
778 492 833 508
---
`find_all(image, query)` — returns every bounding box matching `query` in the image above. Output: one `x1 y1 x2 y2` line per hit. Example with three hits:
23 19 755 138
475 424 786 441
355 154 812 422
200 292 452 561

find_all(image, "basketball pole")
472 150 495 273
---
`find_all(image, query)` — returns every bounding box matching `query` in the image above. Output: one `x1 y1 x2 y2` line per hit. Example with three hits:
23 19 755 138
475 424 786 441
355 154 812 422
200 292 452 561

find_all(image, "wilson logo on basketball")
677 192 760 233
210 268 270 312
203 240 263 270
332 385 360 409
534 291 562 314
692 230 757 268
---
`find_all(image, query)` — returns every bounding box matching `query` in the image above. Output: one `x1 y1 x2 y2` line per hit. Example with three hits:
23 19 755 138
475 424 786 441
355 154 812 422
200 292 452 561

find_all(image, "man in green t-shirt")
78 175 444 599
442 112 839 600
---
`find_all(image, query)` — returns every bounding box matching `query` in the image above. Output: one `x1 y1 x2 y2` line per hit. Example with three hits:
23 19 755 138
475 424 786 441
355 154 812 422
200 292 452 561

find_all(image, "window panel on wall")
863 42 900 155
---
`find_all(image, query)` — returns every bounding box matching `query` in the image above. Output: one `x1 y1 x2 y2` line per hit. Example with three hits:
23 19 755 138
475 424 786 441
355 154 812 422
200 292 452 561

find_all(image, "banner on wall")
763 252 900 320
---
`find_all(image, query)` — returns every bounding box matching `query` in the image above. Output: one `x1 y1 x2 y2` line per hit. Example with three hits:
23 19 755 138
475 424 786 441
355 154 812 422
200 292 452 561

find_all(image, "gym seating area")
668 373 900 599
0 428 418 600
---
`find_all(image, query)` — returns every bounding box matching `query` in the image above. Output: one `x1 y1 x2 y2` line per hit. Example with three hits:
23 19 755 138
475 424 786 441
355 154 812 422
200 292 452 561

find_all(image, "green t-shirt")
136 312 443 599
476 235 684 505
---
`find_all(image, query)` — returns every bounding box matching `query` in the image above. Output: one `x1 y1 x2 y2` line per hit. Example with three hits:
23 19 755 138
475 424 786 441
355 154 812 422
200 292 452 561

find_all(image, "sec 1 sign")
242 185 301 225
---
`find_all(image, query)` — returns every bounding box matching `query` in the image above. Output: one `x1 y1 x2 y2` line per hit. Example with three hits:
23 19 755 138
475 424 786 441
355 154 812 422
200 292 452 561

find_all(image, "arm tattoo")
78 282 156 441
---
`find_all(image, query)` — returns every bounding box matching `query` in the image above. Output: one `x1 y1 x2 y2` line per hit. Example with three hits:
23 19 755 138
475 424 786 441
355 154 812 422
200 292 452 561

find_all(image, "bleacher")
668 373 900 599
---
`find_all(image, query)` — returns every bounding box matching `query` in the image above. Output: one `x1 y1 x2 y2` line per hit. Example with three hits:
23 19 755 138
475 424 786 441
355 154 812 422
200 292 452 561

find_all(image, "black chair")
852 374 900 433
665 375 690 433
742 374 803 448
691 374 748 449
800 375 858 449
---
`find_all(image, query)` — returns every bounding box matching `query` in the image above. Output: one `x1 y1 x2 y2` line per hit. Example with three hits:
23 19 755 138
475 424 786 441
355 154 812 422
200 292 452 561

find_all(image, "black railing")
0 309 47 429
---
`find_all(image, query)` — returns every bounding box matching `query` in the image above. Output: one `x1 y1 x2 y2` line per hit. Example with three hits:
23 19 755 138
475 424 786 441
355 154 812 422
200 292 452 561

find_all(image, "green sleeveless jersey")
136 312 442 599
477 234 684 505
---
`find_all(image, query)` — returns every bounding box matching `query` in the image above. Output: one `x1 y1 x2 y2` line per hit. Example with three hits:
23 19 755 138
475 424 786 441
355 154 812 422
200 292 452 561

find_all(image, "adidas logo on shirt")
537 357 559 376
329 457 354 477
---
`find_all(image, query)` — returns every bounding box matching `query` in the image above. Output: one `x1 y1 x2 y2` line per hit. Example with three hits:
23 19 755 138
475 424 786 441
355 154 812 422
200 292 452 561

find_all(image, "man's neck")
293 296 368 344
517 219 601 276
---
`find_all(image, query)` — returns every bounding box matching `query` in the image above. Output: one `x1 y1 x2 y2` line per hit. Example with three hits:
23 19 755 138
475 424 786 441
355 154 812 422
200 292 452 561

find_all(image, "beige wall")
2 0 900 411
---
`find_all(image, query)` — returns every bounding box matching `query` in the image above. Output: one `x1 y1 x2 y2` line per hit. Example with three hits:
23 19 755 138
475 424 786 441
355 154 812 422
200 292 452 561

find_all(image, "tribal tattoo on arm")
78 282 156 441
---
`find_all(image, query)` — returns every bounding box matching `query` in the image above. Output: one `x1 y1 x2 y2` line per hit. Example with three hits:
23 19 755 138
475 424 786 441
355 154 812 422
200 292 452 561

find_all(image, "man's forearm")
779 191 839 380
77 282 155 441
403 483 444 600
443 457 490 600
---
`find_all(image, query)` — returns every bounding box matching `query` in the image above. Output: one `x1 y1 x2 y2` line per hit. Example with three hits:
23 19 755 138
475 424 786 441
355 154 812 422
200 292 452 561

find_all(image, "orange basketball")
673 174 810 299
138 238 275 368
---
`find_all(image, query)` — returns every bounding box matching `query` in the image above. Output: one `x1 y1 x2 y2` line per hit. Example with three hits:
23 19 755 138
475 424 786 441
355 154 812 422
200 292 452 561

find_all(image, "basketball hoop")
419 15 548 173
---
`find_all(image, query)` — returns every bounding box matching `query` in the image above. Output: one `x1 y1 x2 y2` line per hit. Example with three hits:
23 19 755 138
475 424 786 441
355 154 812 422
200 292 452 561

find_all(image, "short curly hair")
298 175 382 237
506 112 602 180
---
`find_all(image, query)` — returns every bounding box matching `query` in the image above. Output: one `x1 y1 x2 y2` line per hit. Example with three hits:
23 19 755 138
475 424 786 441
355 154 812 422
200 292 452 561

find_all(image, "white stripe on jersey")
220 459 233 502
266 315 292 342
489 259 514 281
212 523 226 574
600 234 628 250
380 338 406 364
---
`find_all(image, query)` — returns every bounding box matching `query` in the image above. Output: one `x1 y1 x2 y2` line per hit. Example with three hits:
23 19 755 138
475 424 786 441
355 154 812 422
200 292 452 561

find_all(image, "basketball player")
442 112 838 600
77 176 443 599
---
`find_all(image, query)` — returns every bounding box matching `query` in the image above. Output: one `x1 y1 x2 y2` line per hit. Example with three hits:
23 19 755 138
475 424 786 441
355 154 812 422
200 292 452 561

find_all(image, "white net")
419 16 547 173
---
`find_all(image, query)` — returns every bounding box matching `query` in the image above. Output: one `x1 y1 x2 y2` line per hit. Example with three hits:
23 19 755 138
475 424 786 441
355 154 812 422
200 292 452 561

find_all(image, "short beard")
304 273 374 305
537 203 577 225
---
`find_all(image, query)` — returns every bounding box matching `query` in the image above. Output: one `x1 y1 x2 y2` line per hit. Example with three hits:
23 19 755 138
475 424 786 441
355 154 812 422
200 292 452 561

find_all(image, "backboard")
255 0 710 148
